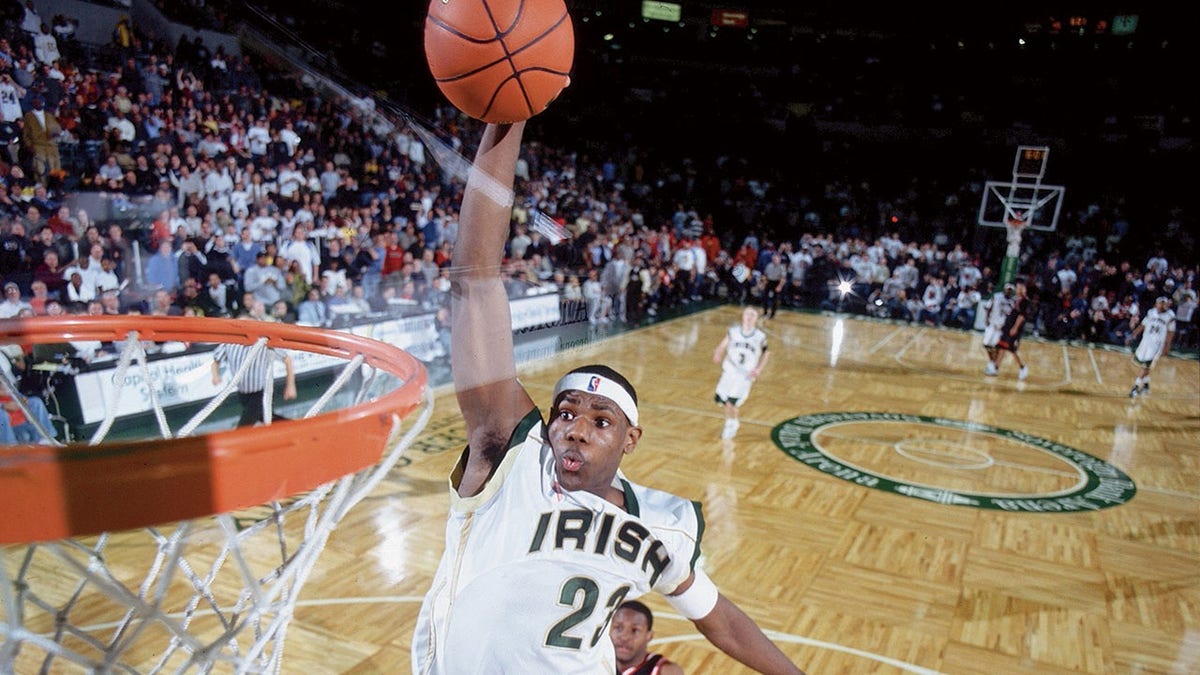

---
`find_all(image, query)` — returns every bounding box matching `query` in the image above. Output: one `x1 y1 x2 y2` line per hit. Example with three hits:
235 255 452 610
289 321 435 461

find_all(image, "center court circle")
771 412 1137 512
893 438 995 470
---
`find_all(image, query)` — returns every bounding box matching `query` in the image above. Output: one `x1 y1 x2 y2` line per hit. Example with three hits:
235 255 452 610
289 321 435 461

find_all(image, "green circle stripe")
771 412 1136 512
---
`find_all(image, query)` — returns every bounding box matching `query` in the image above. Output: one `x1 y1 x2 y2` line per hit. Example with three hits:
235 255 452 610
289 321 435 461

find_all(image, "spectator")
918 276 946 325
243 250 283 307
175 238 206 287
21 96 62 185
201 272 234 317
269 298 295 323
44 204 75 239
1 386 58 444
0 70 25 126
32 248 66 298
0 280 30 317
296 287 327 326
32 24 60 66
143 239 179 293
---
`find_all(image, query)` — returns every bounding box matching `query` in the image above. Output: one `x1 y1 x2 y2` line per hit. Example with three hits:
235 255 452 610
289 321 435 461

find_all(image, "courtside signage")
772 412 1136 512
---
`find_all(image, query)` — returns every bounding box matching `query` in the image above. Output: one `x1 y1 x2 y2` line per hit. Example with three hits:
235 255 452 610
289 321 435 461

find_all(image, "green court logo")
772 412 1136 512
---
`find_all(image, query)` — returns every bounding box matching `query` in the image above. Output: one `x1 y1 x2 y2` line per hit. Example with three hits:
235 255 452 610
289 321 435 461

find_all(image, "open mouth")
559 451 583 473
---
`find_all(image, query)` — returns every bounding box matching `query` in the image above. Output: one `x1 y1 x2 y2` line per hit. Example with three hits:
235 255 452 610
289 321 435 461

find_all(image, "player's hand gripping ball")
424 0 574 124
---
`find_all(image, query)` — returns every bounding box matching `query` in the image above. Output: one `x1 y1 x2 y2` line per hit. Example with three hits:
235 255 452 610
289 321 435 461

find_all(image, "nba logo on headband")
553 372 641 426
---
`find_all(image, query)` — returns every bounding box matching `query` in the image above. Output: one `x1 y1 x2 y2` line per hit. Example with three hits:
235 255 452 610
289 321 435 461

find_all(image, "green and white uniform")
412 409 705 674
1134 306 1176 364
715 324 768 405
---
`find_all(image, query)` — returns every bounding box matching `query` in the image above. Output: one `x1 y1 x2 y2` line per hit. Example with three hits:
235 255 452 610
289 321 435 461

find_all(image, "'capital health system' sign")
71 313 443 425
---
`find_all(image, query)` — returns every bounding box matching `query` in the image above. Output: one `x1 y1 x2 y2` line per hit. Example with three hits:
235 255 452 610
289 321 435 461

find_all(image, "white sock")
722 419 739 438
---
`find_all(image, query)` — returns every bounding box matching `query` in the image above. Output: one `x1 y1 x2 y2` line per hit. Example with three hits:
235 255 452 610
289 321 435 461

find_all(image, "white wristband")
666 568 719 620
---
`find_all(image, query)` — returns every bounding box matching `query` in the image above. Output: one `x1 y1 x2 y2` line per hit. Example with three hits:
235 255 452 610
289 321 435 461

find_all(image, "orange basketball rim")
0 316 428 544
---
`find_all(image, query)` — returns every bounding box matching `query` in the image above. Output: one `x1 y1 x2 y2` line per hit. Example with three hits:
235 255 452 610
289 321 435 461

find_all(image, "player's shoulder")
621 477 703 531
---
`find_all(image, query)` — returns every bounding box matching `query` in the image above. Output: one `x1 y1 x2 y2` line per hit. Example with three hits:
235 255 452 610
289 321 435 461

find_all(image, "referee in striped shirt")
211 339 298 427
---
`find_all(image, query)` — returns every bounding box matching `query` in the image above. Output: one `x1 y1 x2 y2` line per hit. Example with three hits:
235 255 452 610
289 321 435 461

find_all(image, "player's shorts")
715 371 752 407
983 325 1003 348
996 334 1021 352
1134 340 1163 366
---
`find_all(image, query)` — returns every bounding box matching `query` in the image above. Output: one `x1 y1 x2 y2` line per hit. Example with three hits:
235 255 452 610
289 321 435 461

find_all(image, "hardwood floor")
5 305 1198 673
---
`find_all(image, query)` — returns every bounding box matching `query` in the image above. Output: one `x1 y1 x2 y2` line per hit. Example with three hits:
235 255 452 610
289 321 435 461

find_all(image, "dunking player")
713 306 769 439
610 600 685 675
992 278 1031 381
1126 296 1176 398
411 122 804 674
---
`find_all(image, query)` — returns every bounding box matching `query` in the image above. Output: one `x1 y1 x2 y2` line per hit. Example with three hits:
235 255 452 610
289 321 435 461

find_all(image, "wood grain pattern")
5 306 1197 673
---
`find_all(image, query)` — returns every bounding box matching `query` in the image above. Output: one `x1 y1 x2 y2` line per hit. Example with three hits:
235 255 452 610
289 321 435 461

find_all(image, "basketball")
424 0 574 124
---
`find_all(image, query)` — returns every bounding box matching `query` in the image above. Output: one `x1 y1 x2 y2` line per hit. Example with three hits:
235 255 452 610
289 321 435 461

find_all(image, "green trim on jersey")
512 407 545 449
689 500 705 569
620 477 640 517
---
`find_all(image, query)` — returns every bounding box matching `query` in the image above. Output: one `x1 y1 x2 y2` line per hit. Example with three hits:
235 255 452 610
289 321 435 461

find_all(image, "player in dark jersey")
611 601 685 675
993 279 1031 381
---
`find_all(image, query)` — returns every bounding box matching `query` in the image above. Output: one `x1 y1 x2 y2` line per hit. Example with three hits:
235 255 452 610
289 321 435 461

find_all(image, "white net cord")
1 330 434 674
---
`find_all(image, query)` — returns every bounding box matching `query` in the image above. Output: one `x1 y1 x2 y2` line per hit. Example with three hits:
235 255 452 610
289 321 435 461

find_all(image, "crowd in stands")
0 0 1196 387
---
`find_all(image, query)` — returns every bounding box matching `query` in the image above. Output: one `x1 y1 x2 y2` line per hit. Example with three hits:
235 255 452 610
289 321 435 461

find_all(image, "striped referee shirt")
213 343 279 394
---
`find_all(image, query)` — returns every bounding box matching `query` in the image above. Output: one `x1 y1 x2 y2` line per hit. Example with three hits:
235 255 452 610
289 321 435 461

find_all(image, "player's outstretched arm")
693 595 805 674
450 122 536 497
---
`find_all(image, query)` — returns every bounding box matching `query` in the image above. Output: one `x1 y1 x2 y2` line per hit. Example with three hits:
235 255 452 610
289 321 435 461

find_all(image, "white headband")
552 372 639 426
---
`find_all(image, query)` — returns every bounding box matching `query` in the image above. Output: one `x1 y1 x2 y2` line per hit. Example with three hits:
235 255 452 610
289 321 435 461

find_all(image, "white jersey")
413 410 703 675
720 325 768 378
0 81 22 122
1134 307 1176 364
983 291 1013 329
982 291 1013 348
715 325 768 405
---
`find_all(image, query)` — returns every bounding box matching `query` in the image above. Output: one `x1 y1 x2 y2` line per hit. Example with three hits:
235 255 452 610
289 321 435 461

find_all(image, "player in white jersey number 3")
410 122 805 674
713 306 770 439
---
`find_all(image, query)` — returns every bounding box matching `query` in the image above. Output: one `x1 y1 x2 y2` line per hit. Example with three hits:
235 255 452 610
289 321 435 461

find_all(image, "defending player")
713 306 769 439
611 600 685 675
411 122 804 674
1126 296 1176 398
992 278 1031 381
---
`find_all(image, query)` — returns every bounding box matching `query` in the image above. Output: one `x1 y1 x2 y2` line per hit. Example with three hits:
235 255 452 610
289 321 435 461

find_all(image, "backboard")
978 145 1066 232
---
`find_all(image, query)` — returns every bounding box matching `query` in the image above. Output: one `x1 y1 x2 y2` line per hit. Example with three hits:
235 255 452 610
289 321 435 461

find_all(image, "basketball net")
1 322 432 674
